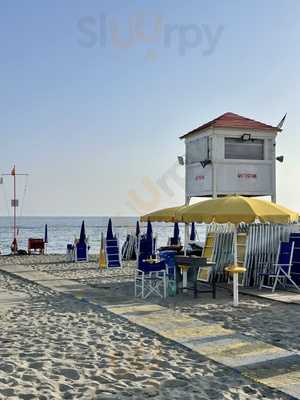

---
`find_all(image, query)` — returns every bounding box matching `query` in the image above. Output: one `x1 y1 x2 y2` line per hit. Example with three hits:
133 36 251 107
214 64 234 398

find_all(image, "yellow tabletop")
143 258 158 264
225 265 247 274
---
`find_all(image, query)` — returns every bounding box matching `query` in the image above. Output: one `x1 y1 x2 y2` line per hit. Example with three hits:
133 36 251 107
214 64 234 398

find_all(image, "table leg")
182 270 188 293
233 272 239 306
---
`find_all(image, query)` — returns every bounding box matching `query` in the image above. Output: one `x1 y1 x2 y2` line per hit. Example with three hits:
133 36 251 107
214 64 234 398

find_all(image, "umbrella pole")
184 196 191 256
233 225 239 306
184 223 189 256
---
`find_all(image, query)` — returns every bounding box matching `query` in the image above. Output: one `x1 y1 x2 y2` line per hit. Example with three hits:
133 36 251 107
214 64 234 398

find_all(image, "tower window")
225 138 264 160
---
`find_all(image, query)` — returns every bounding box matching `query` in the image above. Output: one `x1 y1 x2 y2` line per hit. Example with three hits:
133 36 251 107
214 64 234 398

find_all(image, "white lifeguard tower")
180 112 283 204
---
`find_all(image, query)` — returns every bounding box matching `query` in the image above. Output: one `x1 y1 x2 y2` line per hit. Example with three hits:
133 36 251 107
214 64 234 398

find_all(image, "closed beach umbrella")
106 218 114 240
179 195 298 306
136 221 140 236
99 232 106 269
140 205 186 223
146 220 153 240
79 220 86 243
173 222 180 242
190 222 196 241
44 224 48 244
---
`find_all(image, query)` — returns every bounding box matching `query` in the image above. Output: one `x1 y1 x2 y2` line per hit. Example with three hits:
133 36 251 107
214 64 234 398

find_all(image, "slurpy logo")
77 13 224 59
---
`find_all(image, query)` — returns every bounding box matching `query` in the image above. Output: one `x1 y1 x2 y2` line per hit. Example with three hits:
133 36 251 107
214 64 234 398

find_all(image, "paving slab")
240 288 300 304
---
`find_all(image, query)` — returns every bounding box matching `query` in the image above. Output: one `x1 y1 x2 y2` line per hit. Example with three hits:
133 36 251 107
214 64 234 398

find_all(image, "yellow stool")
225 265 246 306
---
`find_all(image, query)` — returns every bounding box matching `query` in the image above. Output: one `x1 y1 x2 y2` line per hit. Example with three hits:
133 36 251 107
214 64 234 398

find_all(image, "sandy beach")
0 255 298 399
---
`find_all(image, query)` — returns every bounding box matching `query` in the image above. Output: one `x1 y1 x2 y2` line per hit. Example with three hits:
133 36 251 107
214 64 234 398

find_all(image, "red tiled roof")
180 112 281 139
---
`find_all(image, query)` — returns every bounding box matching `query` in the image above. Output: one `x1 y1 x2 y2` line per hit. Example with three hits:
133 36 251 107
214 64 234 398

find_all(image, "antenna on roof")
277 113 287 129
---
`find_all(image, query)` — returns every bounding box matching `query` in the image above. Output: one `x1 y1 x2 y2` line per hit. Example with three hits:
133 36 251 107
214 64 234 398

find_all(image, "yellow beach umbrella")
140 205 187 223
179 196 298 224
178 196 298 306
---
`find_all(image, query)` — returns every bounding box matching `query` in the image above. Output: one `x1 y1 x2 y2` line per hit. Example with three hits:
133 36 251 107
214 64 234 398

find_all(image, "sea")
0 217 206 255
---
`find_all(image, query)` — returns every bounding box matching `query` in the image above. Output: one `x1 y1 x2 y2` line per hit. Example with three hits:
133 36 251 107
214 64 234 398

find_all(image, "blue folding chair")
105 238 122 268
259 241 298 292
135 259 167 299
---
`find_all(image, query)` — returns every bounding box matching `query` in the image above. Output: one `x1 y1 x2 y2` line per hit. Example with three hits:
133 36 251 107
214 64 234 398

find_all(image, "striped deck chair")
198 231 215 282
105 238 122 268
289 233 300 287
259 241 298 292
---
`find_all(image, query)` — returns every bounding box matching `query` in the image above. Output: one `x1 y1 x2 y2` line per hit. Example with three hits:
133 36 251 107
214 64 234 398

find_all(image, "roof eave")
180 125 281 140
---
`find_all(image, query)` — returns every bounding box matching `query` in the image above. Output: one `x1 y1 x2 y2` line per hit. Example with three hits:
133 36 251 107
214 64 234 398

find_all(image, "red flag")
11 166 16 176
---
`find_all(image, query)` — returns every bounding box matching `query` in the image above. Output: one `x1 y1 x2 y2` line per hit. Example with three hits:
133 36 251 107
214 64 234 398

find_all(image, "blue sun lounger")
259 241 298 292
105 238 122 268
75 241 88 262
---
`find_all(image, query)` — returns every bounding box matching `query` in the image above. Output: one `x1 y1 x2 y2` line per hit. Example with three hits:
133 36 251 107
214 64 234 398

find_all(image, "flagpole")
13 165 16 251
1 166 29 254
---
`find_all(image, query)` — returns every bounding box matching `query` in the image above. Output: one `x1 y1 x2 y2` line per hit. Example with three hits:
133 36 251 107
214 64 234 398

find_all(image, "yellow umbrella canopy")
140 205 187 223
179 196 298 224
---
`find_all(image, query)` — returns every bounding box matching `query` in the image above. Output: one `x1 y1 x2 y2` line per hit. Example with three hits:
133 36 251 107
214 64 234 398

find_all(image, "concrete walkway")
240 288 300 305
1 263 300 399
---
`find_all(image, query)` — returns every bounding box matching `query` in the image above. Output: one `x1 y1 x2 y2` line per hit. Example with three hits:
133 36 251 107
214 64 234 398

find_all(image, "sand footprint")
58 368 81 381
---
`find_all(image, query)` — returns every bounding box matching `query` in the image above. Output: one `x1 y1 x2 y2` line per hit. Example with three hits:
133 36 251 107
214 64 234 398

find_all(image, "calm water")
0 217 206 255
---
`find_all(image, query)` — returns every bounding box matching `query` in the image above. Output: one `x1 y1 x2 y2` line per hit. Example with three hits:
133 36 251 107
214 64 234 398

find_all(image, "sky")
1 0 300 216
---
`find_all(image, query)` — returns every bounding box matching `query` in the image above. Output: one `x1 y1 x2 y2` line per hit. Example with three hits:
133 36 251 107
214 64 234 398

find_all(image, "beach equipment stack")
122 221 140 261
